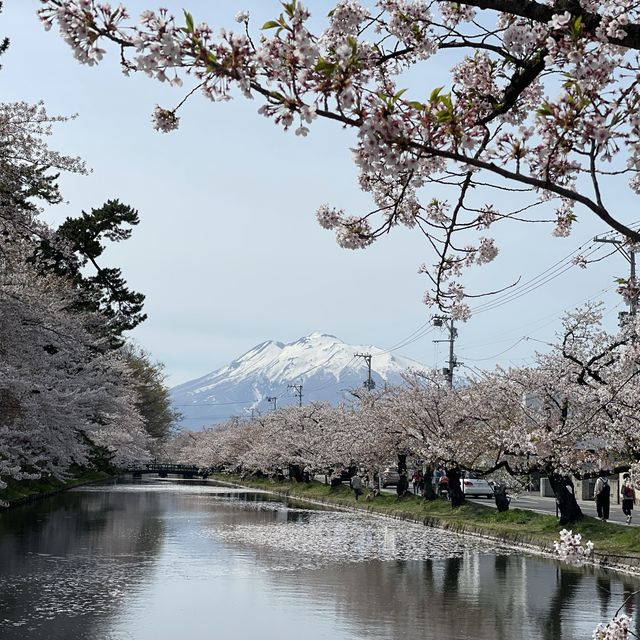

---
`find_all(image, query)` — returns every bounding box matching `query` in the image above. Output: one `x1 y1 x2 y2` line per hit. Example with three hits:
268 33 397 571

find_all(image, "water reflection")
0 479 637 640
0 486 165 639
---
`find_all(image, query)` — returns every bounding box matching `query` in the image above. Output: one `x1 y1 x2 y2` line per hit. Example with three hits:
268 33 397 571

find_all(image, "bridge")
128 463 207 479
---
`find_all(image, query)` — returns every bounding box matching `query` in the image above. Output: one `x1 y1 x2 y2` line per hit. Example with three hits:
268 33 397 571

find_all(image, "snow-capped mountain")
170 331 428 430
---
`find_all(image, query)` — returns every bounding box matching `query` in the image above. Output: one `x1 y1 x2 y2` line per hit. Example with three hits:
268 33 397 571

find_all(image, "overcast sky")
3 1 634 386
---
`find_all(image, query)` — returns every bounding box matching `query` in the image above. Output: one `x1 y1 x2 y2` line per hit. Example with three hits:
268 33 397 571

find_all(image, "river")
0 479 637 639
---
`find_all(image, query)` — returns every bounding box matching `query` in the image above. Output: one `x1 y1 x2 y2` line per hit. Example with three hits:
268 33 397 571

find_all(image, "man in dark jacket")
594 473 611 521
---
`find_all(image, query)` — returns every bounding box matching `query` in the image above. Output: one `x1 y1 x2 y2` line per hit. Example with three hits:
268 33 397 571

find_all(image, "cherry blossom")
0 100 152 488
553 528 594 564
38 0 640 316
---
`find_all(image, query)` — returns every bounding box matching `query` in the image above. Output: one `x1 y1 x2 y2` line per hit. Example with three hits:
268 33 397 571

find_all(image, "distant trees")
164 304 640 523
124 346 181 442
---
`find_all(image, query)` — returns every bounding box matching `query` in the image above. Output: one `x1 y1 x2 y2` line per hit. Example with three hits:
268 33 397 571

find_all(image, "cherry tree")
39 0 640 317
0 100 152 489
350 303 640 520
380 370 492 505
465 305 639 521
1 221 151 485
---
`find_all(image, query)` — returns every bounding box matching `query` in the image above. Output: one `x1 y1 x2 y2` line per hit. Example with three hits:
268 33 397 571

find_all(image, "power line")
373 234 616 359
457 284 616 354
461 336 528 362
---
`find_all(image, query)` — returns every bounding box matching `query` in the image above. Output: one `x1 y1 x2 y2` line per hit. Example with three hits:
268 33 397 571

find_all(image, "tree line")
167 304 640 524
0 10 177 491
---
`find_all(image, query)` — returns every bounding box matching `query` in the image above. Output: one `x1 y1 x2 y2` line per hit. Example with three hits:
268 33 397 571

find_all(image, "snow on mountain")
170 331 428 430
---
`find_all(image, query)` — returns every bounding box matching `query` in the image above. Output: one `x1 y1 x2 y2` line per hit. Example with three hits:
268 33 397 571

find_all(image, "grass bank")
0 469 112 508
214 474 640 572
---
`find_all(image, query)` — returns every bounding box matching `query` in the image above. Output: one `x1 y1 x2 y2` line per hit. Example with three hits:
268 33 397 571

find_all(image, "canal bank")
211 473 640 576
0 469 112 509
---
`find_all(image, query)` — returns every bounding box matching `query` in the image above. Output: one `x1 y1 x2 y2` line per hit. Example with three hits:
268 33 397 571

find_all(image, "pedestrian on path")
621 473 635 525
350 474 363 501
594 473 611 521
411 471 422 495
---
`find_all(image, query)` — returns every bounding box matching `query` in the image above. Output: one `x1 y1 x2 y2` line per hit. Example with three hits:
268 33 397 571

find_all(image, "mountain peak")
295 331 341 344
171 332 427 429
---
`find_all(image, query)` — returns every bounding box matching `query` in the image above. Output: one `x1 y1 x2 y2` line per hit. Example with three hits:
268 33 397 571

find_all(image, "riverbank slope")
0 469 112 508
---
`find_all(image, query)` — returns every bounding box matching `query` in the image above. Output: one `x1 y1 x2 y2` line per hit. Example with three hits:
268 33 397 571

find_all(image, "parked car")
460 472 494 498
381 467 400 487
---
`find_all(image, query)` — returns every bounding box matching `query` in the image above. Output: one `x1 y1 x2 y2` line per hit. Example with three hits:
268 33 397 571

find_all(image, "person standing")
594 474 611 522
350 474 363 501
621 473 635 525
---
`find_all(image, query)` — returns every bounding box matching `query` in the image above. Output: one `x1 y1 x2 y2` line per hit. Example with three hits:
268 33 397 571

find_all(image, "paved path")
338 479 636 527
464 491 637 527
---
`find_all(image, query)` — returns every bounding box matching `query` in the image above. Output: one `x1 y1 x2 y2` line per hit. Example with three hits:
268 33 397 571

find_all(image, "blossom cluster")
37 0 640 316
553 528 594 565
592 615 631 640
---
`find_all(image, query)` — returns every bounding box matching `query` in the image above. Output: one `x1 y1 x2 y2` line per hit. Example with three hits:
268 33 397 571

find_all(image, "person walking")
594 473 611 522
350 474 363 501
621 473 635 525
411 471 422 495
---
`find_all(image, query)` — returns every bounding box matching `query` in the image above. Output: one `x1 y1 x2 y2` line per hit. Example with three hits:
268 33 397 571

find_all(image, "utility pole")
594 234 638 325
354 353 375 390
266 396 277 411
432 315 458 388
288 382 303 407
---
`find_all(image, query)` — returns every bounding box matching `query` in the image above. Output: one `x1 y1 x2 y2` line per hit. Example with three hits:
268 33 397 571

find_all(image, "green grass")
0 469 111 505
213 474 640 560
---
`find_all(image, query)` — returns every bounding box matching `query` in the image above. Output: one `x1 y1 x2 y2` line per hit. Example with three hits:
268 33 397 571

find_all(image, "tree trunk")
396 473 408 498
548 473 583 524
397 453 407 474
288 464 304 482
422 465 437 500
446 467 465 508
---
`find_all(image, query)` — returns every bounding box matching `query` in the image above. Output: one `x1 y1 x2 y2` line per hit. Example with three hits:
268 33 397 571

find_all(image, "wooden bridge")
128 463 206 479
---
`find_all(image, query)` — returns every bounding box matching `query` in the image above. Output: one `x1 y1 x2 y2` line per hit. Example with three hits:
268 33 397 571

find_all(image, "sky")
2 1 635 386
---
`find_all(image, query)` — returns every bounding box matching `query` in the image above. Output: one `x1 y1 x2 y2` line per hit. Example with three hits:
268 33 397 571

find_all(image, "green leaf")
571 15 583 37
429 86 444 102
315 58 337 75
262 20 281 29
408 101 425 110
282 1 296 19
393 88 408 102
184 10 194 33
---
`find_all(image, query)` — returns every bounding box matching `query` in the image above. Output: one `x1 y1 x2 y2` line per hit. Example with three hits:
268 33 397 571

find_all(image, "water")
0 479 638 640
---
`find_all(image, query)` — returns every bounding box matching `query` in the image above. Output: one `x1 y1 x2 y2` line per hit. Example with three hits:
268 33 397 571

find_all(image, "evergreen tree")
33 200 146 345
